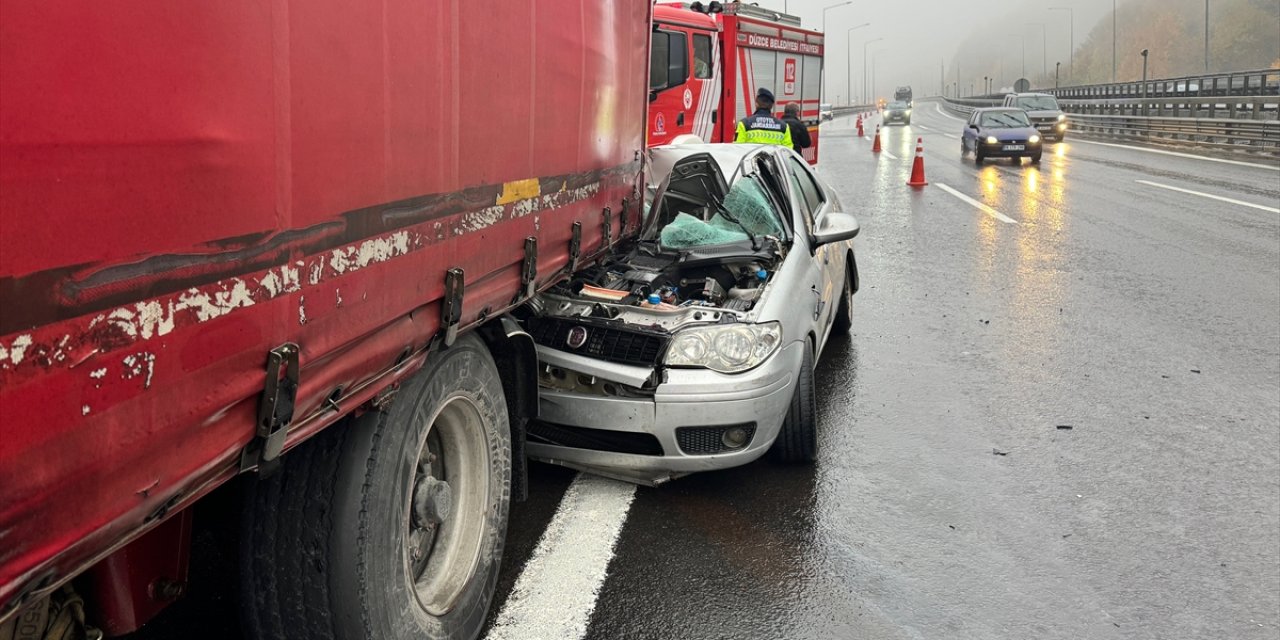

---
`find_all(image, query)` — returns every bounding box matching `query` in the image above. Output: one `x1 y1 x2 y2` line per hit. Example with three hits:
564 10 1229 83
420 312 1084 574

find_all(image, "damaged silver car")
518 144 860 484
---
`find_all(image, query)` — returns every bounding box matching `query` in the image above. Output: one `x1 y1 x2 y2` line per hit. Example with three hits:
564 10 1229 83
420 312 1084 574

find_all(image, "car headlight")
1028 134 1041 144
665 322 783 373
1057 114 1066 121
905 109 912 115
985 136 999 144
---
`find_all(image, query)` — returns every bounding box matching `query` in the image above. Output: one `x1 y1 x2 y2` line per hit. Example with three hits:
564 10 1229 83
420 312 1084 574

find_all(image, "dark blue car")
961 107 1043 165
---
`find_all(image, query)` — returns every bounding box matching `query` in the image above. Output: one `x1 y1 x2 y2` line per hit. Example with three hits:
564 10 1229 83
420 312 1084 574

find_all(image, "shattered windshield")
1016 96 1060 111
658 175 785 249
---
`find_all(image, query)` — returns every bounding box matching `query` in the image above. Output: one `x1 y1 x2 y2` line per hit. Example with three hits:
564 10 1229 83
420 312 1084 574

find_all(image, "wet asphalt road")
486 104 1280 640
128 104 1280 640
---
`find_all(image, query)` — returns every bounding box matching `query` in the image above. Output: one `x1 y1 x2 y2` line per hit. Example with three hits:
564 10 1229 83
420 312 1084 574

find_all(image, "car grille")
675 423 757 455
526 317 667 367
527 420 664 456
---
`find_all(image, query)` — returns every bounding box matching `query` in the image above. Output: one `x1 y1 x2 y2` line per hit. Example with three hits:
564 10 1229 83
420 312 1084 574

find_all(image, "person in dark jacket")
734 88 793 147
782 103 811 156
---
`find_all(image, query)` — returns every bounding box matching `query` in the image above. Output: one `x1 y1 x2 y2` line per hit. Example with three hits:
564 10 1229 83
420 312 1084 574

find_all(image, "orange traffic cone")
907 137 928 187
856 116 864 137
871 125 882 154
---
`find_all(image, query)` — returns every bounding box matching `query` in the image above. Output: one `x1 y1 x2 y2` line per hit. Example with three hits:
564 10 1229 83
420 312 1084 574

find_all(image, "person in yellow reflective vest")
734 88 794 147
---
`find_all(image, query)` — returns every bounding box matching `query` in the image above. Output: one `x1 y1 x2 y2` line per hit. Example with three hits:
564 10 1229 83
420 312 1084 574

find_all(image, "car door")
784 154 844 349
648 27 687 146
963 112 979 150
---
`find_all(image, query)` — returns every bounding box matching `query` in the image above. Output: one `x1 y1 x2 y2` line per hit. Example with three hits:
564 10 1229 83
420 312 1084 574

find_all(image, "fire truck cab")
648 2 825 164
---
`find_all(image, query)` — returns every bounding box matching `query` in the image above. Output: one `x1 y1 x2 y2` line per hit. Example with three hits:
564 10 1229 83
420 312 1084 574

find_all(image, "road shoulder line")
935 183 1019 224
1074 139 1279 171
1135 179 1280 213
485 473 637 640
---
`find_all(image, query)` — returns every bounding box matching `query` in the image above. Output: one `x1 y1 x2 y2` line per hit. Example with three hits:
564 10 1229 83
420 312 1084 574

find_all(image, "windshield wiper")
707 185 760 251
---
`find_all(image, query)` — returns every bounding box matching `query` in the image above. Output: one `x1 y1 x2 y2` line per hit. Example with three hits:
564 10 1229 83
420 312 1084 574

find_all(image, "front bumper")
527 341 806 484
1032 121 1068 138
979 140 1043 157
884 112 909 122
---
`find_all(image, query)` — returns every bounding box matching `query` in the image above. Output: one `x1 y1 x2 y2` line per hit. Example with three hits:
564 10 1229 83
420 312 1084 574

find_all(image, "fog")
758 0 1123 102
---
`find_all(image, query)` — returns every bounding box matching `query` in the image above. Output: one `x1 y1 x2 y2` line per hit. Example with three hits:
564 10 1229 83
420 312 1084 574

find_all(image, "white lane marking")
1073 139 1280 171
881 149 899 160
864 135 871 141
935 183 1019 224
1135 179 1280 213
485 474 636 640
934 103 967 122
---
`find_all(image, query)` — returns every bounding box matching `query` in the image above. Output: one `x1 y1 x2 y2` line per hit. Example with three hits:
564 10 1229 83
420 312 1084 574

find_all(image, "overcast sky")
751 0 1121 101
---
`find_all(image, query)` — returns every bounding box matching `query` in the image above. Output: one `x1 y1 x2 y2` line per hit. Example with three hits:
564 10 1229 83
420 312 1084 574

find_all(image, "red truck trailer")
0 1 650 638
647 1 825 164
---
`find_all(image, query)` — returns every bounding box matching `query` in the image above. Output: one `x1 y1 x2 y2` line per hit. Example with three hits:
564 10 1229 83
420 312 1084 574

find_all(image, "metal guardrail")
1048 68 1280 100
949 94 1277 121
935 97 1280 152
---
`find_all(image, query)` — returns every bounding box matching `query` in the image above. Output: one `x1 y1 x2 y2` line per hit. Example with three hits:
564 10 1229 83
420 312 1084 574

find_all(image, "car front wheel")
770 341 817 464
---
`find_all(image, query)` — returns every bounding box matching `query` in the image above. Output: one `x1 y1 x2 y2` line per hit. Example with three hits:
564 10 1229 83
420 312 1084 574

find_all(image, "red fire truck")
0 1 649 638
648 1 826 163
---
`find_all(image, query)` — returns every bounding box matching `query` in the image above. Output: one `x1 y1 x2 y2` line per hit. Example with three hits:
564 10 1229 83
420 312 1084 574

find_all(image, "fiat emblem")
566 326 588 349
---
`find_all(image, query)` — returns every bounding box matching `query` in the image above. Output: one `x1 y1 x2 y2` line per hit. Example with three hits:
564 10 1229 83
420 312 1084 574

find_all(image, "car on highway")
820 103 834 121
518 143 861 485
883 100 912 125
1003 92 1068 141
962 107 1043 164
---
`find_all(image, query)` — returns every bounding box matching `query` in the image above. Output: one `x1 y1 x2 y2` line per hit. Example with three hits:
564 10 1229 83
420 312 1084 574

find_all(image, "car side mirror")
812 212 859 248
649 90 659 103
969 124 980 130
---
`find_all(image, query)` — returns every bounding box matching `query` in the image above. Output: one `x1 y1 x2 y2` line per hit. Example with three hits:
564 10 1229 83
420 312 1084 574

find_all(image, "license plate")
1037 125 1053 131
1003 144 1025 151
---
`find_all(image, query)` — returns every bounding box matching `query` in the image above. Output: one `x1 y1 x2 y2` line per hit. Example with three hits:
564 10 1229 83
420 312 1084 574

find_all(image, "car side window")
784 168 813 229
692 34 713 79
787 157 824 217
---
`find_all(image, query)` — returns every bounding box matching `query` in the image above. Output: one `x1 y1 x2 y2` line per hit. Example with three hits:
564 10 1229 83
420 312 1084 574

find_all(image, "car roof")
974 107 1026 114
648 143 777 186
1007 92 1054 98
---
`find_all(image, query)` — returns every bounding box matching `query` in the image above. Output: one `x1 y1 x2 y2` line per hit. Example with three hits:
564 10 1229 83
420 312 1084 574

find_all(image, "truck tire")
241 333 511 640
770 341 817 464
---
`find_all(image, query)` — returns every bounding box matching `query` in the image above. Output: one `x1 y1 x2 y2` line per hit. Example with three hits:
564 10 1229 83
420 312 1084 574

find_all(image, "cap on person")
756 88 775 104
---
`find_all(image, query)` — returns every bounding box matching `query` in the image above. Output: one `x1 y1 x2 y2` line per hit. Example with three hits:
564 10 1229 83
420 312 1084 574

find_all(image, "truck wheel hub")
413 476 452 528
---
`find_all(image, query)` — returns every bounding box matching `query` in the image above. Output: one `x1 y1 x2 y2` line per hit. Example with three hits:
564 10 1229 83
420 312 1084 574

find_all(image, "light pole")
1204 0 1210 72
1112 0 1117 82
1055 62 1061 89
818 2 853 107
1027 23 1047 81
863 37 883 106
845 23 871 105
871 50 887 104
1021 34 1027 80
1049 7 1074 82
1140 48 1149 114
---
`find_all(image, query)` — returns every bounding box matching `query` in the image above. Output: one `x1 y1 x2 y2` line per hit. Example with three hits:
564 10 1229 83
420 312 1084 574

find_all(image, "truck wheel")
770 341 817 464
241 334 511 640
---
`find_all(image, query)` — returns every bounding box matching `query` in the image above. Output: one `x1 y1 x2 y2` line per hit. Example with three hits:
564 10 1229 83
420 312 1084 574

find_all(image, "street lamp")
819 1 853 105
1055 61 1061 89
863 37 883 107
1027 23 1047 81
871 50 887 104
1112 0 1117 82
1204 0 1210 72
1140 48 1150 111
845 23 871 105
1049 7 1074 82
